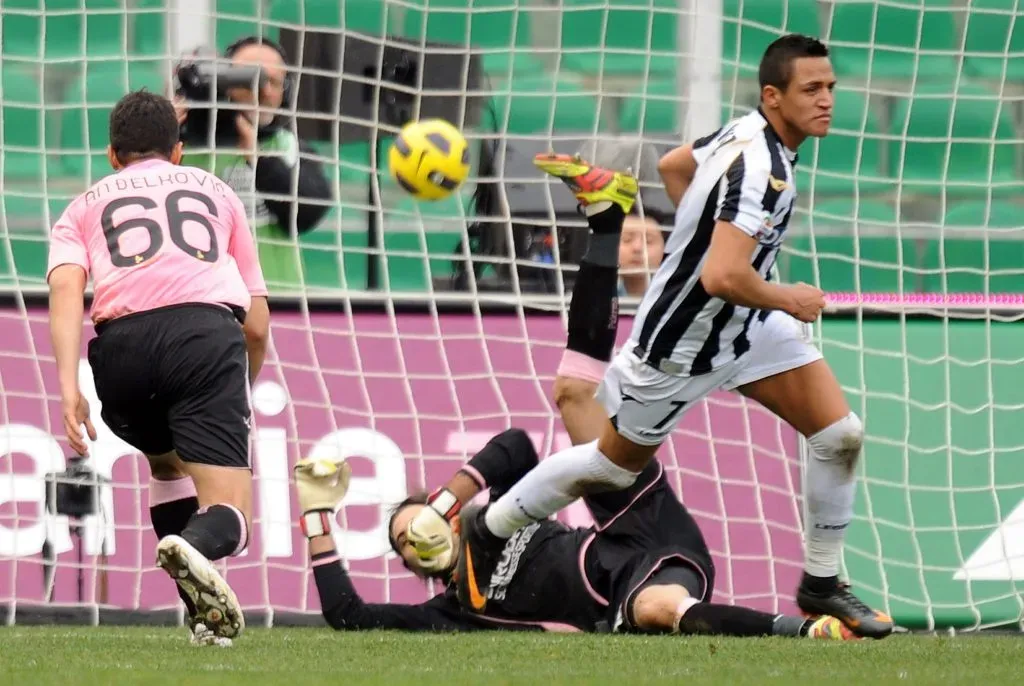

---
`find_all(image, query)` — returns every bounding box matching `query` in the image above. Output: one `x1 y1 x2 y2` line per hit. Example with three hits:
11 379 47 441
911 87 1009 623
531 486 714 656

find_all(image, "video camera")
45 456 107 520
42 456 110 604
175 57 267 146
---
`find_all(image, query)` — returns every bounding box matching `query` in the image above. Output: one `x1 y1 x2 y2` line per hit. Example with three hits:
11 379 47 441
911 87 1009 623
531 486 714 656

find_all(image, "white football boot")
157 535 245 639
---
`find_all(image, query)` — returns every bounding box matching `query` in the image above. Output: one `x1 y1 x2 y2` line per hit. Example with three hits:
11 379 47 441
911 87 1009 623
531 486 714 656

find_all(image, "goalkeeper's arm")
295 458 483 631
418 428 542 510
308 537 481 631
405 428 540 571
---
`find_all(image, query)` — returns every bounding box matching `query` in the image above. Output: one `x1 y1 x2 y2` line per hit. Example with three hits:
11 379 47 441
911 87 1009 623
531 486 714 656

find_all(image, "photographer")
175 36 332 290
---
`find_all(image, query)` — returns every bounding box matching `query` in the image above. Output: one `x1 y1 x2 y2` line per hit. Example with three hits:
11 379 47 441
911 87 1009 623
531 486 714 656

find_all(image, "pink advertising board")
0 308 803 618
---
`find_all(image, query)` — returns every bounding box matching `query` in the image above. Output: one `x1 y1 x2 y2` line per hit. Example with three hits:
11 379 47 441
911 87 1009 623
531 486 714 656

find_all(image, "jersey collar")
120 157 173 173
756 107 799 165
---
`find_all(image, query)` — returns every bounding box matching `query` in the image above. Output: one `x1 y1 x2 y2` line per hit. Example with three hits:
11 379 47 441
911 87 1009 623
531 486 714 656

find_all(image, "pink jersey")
47 158 268 324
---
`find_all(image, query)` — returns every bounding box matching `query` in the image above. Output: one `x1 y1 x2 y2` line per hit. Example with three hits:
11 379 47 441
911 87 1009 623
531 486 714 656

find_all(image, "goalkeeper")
294 154 853 639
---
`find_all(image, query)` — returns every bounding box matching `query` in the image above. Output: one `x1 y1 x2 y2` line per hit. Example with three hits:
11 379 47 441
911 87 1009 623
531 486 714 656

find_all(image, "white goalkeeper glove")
407 489 461 573
294 457 352 539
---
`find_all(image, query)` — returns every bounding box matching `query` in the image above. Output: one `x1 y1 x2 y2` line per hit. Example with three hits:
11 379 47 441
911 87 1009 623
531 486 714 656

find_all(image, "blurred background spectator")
619 212 666 298
454 137 674 295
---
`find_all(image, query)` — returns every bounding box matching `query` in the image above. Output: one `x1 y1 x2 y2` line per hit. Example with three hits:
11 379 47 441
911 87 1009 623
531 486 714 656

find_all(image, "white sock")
585 200 612 216
802 413 862 578
484 440 639 538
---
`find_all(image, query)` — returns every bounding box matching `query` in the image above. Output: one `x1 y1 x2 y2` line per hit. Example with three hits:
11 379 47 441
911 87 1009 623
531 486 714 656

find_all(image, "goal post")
1 0 1024 633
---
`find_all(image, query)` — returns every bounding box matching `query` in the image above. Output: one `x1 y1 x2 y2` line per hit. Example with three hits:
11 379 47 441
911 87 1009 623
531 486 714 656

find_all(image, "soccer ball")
388 119 470 201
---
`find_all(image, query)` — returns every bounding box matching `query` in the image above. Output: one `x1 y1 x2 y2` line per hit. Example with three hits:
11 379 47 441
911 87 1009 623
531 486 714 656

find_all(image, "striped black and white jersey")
628 108 799 376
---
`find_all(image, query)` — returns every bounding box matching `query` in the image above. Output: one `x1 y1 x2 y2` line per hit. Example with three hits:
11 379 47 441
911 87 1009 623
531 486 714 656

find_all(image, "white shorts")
597 311 822 446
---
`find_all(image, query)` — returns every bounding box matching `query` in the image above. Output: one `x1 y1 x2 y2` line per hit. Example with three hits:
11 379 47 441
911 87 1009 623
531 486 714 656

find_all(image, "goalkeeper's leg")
552 159 628 446
454 155 648 610
402 234 622 575
479 155 642 542
488 151 641 526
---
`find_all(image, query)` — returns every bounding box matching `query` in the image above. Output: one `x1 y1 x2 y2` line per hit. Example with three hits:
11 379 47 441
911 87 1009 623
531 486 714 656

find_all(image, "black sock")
477 505 509 547
587 203 626 235
566 261 619 363
180 504 246 561
580 204 626 267
150 495 200 615
800 572 840 594
676 603 776 637
772 614 813 637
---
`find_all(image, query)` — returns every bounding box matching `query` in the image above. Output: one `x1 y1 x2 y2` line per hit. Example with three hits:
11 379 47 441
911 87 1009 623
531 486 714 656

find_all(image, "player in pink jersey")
47 90 270 646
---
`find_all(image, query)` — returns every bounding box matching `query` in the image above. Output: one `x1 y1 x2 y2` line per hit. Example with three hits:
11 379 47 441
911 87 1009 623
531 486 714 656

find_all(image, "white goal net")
1 0 1023 632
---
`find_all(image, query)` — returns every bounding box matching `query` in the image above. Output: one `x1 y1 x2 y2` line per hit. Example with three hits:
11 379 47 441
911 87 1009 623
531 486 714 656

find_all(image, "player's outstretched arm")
47 200 97 456
294 457 480 631
47 201 96 456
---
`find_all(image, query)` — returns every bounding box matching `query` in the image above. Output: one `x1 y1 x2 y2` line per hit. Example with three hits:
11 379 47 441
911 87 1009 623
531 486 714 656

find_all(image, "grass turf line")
1 627 1021 685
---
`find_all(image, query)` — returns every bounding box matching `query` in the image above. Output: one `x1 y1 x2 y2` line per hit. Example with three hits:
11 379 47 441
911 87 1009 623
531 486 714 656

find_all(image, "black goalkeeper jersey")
315 518 602 632
313 429 714 633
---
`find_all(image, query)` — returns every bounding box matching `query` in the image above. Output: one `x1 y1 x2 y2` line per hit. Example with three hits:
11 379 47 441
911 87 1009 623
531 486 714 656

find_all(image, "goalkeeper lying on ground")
293 153 854 640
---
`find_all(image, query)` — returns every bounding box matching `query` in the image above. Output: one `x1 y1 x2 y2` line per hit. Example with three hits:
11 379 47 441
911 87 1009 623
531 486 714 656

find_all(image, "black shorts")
87 303 251 468
581 460 716 632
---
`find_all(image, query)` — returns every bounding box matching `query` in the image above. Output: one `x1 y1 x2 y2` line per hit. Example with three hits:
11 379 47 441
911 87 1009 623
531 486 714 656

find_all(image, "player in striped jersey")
407 34 894 639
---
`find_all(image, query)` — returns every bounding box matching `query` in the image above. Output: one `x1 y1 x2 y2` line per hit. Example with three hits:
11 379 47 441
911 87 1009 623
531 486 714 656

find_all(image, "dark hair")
758 34 830 92
632 204 673 228
386 491 429 554
224 35 294 106
108 89 179 163
224 34 290 63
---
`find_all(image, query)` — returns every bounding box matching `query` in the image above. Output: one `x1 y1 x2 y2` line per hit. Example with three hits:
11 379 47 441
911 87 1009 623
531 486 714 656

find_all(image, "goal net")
1 0 1023 632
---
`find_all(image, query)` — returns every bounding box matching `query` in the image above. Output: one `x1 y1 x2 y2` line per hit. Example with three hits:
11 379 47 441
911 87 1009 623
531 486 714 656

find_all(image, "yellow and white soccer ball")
388 118 470 201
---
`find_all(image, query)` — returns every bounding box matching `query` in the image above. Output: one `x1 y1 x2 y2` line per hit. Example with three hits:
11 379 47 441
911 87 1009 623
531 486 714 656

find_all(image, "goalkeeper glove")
407 488 461 573
294 457 352 539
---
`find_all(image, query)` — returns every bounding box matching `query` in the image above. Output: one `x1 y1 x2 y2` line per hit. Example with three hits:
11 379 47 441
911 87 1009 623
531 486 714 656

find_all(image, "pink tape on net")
826 293 1024 307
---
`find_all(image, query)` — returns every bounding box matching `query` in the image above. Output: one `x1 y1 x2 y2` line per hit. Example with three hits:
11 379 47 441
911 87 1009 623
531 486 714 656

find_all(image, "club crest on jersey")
768 175 789 192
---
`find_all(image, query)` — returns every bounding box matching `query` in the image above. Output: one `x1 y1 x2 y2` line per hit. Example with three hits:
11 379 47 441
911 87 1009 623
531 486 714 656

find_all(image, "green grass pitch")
1 627 1021 685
